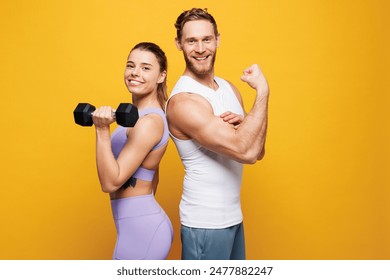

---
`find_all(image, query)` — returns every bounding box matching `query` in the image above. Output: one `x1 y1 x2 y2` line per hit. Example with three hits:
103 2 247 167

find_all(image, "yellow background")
0 0 389 259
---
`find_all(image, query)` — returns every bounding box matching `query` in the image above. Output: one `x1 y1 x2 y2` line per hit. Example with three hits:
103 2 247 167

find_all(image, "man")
166 8 269 260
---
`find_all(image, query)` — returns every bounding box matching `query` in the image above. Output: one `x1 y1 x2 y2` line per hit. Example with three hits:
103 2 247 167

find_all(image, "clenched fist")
92 106 116 128
240 64 269 96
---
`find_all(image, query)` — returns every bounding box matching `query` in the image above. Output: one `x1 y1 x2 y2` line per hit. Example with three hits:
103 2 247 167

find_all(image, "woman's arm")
93 107 163 193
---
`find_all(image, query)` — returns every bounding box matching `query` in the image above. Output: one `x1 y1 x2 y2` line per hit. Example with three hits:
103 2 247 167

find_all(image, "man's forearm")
235 92 269 163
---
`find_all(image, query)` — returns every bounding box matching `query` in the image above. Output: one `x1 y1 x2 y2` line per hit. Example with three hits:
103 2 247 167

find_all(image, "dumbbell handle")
88 110 117 118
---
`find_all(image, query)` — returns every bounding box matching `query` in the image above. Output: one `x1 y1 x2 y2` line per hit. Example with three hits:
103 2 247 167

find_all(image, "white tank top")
167 76 244 228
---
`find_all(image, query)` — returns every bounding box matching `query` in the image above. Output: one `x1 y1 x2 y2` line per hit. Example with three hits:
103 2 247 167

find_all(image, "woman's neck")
132 93 160 111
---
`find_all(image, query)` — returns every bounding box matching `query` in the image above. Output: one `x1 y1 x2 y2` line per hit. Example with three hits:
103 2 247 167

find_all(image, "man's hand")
220 111 243 129
240 64 269 96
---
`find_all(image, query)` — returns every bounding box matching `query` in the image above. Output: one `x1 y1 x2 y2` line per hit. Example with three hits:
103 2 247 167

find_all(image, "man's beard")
184 52 217 77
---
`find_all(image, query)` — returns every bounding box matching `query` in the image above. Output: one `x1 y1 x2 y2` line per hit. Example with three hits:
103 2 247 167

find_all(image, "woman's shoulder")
134 112 164 134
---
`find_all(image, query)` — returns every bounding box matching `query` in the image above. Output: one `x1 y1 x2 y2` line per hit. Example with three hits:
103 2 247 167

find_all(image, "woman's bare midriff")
110 179 154 200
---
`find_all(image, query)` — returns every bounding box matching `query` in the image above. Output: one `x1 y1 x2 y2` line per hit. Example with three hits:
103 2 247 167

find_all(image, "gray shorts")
181 222 246 260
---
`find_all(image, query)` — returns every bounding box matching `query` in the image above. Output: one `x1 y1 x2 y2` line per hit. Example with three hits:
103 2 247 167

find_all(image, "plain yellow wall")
0 0 388 259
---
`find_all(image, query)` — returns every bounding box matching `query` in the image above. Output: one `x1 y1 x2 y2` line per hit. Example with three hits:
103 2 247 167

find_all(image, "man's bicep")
168 94 244 159
183 107 241 156
172 99 216 137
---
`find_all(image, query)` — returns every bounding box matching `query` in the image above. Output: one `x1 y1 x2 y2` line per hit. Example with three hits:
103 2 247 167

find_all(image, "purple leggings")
110 194 173 260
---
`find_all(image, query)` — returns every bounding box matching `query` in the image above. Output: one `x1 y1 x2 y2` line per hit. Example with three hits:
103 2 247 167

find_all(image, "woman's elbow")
101 184 118 193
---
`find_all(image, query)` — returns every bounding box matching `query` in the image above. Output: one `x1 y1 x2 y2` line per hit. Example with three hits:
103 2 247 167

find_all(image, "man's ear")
216 33 221 48
175 38 183 51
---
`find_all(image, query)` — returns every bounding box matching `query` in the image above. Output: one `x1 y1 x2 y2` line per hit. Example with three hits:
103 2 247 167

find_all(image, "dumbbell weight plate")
116 103 139 127
73 103 96 126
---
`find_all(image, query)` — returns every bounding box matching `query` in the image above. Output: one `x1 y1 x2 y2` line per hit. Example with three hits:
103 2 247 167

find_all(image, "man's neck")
183 69 218 91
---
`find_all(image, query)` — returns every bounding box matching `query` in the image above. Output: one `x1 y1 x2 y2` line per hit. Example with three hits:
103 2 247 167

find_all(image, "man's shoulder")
166 91 214 136
166 90 213 124
169 92 210 108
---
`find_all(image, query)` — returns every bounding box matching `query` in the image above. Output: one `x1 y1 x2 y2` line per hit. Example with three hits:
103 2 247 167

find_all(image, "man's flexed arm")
238 64 269 161
166 64 269 164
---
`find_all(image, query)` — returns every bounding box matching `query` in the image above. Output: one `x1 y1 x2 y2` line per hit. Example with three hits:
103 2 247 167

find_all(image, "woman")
92 42 173 260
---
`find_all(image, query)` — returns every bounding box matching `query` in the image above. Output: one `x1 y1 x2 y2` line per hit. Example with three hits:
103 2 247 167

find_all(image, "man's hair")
174 8 219 41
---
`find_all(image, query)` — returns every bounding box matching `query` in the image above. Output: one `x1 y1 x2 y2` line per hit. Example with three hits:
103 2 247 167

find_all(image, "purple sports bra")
111 107 168 187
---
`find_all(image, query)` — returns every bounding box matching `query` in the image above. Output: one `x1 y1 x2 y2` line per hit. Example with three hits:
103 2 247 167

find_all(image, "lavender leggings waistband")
111 194 162 220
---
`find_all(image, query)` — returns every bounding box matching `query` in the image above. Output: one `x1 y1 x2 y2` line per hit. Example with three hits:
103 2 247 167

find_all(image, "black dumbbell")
73 103 139 127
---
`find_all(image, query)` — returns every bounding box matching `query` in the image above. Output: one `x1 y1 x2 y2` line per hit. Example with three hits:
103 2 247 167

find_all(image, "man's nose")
195 41 205 53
